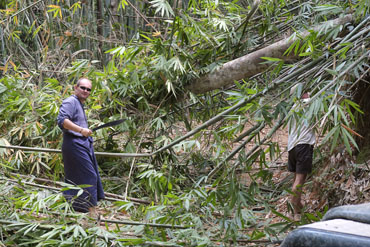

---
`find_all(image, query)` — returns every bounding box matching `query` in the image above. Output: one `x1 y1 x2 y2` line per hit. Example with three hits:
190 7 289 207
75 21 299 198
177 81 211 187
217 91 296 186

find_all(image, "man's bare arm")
63 119 92 137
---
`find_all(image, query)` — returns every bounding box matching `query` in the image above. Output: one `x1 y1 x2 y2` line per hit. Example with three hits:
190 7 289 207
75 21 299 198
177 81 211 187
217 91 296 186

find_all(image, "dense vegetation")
0 0 369 246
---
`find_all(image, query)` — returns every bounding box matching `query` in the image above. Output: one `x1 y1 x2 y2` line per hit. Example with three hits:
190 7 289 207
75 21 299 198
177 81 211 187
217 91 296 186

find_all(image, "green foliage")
0 0 369 246
150 0 175 17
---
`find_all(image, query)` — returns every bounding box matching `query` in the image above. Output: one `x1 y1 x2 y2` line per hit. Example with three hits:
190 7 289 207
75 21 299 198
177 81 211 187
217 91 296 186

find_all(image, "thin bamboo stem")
340 15 370 44
0 217 187 233
5 172 151 204
208 114 285 179
0 26 5 65
0 144 151 157
153 99 246 154
124 0 162 39
224 122 266 162
6 0 43 21
312 51 369 104
235 0 261 51
0 176 146 205
233 121 265 143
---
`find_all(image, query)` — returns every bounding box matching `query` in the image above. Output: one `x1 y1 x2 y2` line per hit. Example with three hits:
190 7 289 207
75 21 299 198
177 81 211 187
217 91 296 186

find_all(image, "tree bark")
186 14 354 95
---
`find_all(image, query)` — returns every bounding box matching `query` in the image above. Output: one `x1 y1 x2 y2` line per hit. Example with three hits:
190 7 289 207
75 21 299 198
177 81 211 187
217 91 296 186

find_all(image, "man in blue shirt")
57 78 104 217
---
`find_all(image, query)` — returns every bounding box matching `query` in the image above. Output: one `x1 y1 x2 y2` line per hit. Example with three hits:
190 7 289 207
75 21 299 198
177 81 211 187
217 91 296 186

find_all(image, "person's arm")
62 118 92 137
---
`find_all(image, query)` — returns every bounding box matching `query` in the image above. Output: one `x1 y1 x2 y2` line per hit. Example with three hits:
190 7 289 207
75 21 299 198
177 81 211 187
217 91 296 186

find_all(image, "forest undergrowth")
0 0 369 245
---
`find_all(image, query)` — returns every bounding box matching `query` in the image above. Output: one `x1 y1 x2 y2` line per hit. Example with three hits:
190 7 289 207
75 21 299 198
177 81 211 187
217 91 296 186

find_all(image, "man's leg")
88 206 99 218
291 173 307 214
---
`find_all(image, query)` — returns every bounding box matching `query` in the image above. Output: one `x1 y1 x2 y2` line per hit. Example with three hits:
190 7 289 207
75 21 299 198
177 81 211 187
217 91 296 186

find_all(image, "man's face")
301 92 310 99
75 79 92 102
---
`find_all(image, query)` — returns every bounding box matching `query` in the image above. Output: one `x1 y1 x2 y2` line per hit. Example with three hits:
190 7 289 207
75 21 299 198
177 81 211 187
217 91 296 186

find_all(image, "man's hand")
81 128 93 137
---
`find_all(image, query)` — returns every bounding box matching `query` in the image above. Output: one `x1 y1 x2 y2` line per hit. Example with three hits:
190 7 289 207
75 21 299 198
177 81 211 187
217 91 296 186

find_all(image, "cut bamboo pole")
0 176 140 204
4 172 152 205
0 217 187 231
0 144 151 158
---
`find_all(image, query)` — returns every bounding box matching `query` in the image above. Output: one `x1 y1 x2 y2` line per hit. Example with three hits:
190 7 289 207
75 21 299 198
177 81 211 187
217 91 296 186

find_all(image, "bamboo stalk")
0 26 5 65
234 0 261 54
0 176 145 205
5 172 152 204
0 144 151 157
0 218 187 234
312 51 369 104
124 0 162 38
233 121 265 143
24 206 189 229
208 114 286 179
153 98 247 154
340 15 370 44
225 122 266 162
0 201 187 229
100 218 188 229
235 114 286 169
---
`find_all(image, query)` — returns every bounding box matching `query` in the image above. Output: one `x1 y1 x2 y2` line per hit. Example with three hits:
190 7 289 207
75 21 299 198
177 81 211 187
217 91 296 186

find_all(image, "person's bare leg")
88 206 98 218
291 173 307 214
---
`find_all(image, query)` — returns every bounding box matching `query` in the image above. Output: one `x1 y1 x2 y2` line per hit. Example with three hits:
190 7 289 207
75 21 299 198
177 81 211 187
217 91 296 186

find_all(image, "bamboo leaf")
325 68 338 76
342 127 359 151
341 127 352 155
322 125 339 144
149 0 174 17
330 126 340 153
260 57 283 62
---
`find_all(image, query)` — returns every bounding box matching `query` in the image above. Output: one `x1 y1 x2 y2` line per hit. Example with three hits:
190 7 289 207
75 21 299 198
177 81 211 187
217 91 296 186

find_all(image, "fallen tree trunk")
186 14 354 95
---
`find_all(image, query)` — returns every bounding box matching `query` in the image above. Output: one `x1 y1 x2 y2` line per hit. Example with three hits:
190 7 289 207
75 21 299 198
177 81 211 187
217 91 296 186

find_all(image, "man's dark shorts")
288 144 313 174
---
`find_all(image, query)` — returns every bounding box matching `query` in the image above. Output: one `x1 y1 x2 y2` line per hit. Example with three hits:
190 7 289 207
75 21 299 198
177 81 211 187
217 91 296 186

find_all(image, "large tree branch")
186 14 354 95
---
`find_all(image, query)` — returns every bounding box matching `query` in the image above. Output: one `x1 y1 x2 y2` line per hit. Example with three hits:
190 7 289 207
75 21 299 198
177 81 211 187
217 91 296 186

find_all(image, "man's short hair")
76 77 91 86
